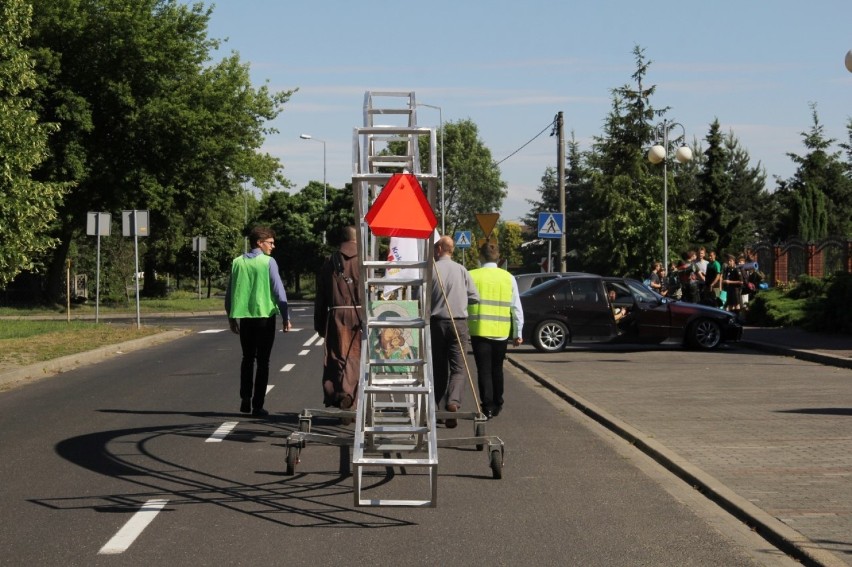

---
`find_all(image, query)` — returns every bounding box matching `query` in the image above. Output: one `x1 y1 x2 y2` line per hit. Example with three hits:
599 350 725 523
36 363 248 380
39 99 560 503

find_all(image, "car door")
624 279 672 339
567 278 617 341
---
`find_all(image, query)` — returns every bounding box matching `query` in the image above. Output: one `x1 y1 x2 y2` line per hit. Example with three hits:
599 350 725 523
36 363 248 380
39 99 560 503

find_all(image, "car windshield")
627 279 661 303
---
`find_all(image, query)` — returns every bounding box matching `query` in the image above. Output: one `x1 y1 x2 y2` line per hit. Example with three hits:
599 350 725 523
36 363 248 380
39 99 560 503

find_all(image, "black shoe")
492 406 502 417
251 408 269 417
445 403 459 429
481 408 494 419
240 400 251 413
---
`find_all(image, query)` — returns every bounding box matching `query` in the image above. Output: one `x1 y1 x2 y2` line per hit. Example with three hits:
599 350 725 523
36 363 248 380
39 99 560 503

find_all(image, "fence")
750 237 852 286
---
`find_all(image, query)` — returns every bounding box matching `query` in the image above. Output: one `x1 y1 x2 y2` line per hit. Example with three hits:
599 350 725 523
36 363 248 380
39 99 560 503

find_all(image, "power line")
494 117 557 167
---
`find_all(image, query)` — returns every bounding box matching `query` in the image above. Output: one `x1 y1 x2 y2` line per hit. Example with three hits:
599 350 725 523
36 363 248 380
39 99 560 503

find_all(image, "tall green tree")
27 0 291 301
775 104 851 240
582 45 681 277
692 120 740 252
420 119 507 236
0 0 67 287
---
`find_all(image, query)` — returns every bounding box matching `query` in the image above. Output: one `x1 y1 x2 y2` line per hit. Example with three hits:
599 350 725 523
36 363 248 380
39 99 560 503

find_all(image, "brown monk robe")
314 226 362 408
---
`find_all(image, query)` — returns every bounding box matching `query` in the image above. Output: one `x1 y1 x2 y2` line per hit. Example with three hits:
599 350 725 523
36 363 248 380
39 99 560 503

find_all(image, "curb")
0 329 190 391
740 340 852 371
507 355 848 567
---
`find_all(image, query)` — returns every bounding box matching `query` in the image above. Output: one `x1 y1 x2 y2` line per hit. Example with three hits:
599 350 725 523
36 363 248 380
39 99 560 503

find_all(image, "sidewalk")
509 327 852 567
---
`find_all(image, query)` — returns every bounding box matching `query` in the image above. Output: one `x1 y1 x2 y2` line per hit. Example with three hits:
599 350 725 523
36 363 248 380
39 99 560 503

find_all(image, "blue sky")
195 0 852 223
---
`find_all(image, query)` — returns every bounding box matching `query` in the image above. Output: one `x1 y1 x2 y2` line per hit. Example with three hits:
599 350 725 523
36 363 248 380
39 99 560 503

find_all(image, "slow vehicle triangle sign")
364 173 437 238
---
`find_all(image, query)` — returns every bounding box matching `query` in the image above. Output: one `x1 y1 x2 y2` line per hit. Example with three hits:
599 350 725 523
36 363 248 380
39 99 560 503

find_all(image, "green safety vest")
228 254 279 318
468 267 513 337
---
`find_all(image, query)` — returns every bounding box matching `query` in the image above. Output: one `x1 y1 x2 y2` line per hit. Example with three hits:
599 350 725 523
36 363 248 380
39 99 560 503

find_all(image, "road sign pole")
95 215 101 323
133 212 141 329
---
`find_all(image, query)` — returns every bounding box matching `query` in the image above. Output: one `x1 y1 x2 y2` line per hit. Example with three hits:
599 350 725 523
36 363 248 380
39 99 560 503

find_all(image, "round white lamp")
846 50 852 73
675 145 693 163
647 145 666 164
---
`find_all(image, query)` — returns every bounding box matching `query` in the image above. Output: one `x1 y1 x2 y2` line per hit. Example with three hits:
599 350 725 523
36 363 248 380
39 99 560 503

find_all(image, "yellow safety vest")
468 267 513 337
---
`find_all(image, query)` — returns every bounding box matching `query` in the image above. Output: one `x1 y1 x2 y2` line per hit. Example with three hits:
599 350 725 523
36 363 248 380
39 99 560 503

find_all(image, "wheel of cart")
474 415 488 451
285 441 301 476
488 442 503 479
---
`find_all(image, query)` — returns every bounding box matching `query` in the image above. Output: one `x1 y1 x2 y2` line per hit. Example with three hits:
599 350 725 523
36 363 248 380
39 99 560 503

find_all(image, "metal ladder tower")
350 91 440 507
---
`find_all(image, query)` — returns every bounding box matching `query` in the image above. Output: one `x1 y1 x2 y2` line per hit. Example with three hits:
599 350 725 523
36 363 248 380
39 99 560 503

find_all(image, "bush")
786 274 825 299
747 274 851 333
815 273 852 333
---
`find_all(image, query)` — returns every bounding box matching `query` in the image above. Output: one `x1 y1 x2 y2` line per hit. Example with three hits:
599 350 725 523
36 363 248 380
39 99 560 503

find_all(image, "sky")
192 0 852 224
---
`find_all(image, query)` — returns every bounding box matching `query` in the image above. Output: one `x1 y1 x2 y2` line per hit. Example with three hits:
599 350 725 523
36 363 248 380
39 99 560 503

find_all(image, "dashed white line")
199 329 227 334
281 363 295 372
303 333 320 347
266 385 274 394
298 349 310 356
98 499 168 555
206 421 239 443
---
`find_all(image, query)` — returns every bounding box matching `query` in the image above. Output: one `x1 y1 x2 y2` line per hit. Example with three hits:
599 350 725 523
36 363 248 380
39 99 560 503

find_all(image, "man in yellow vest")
226 226 292 417
468 240 523 419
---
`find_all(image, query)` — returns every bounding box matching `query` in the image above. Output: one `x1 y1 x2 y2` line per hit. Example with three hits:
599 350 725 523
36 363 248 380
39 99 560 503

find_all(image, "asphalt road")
0 308 800 566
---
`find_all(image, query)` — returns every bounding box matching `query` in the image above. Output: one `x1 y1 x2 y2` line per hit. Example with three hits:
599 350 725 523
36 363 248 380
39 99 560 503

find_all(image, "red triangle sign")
365 173 437 238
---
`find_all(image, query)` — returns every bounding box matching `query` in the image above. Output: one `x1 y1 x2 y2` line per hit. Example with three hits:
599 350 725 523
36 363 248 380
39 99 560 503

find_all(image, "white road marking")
98 499 168 555
206 421 239 443
303 333 320 347
298 349 310 356
199 329 227 334
281 363 295 372
317 337 324 346
266 385 274 394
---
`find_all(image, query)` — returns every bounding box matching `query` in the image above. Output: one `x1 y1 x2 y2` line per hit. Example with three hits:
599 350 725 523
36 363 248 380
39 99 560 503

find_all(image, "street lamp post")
416 103 445 235
300 134 327 244
647 119 693 272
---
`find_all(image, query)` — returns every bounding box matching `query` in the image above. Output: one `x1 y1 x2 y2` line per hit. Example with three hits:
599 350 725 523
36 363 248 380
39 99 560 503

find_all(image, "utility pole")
557 111 567 271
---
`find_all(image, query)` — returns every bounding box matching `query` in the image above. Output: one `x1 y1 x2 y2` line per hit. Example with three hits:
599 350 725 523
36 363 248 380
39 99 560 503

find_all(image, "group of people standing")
648 247 763 312
225 224 524 424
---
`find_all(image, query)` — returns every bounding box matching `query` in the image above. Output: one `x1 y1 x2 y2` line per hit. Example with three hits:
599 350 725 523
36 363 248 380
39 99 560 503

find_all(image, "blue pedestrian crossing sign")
537 212 564 239
454 230 472 249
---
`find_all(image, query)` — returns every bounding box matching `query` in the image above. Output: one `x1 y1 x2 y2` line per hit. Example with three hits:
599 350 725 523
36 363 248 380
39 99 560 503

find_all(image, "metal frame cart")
283 91 503 507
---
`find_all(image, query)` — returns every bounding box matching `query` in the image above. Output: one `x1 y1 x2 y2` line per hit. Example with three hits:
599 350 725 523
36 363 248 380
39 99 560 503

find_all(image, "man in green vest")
226 226 291 417
468 240 523 419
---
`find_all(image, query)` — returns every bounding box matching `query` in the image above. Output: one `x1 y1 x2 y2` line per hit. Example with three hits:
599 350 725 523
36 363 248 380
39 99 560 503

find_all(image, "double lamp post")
299 133 327 244
647 119 692 272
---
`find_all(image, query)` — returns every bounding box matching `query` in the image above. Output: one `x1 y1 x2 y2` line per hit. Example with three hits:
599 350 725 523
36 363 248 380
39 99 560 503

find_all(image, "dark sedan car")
520 273 742 352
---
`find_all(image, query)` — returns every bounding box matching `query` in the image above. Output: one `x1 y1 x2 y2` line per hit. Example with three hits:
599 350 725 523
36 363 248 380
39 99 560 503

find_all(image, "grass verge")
0 321 163 372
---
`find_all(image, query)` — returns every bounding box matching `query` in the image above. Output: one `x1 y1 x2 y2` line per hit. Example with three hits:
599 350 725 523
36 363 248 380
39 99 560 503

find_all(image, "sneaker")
251 408 269 417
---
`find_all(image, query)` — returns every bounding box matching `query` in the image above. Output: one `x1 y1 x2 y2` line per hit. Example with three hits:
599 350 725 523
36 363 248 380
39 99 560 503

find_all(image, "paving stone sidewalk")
509 327 852 567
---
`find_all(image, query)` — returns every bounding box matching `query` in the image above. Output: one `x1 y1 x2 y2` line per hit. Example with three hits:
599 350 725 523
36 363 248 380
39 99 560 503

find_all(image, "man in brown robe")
314 226 362 408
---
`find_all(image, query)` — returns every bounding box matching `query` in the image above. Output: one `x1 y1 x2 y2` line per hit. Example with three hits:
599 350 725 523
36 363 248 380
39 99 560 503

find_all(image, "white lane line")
266 385 274 394
98 499 168 555
281 363 295 372
317 337 324 346
199 329 227 334
303 333 320 347
298 349 310 356
206 421 239 443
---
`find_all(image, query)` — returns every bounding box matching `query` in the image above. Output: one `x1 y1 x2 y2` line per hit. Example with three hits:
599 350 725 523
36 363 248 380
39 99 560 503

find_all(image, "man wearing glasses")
226 226 291 417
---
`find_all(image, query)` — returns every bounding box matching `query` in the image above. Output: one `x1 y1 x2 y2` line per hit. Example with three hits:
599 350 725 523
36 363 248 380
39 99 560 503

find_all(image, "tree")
0 0 66 287
692 120 740 252
420 119 507 236
27 0 292 302
582 45 679 277
775 104 852 240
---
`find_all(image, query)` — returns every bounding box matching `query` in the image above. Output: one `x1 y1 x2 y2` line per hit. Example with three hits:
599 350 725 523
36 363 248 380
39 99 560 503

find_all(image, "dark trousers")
470 336 508 412
430 318 470 409
238 316 276 409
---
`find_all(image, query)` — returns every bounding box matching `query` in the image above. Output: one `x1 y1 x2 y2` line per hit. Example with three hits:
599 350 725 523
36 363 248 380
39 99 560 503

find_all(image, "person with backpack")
314 226 362 410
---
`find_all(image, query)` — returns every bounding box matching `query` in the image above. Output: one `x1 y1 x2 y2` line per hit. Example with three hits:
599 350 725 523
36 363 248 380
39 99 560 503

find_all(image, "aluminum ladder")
351 91 440 507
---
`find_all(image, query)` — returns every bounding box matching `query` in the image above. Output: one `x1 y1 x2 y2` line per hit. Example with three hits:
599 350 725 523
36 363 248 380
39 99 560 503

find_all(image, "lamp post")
416 103 445 235
647 119 692 272
300 134 327 244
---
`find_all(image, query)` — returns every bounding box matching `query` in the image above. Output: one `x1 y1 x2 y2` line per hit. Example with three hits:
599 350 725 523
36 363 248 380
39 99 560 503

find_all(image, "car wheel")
533 320 568 352
688 319 721 350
